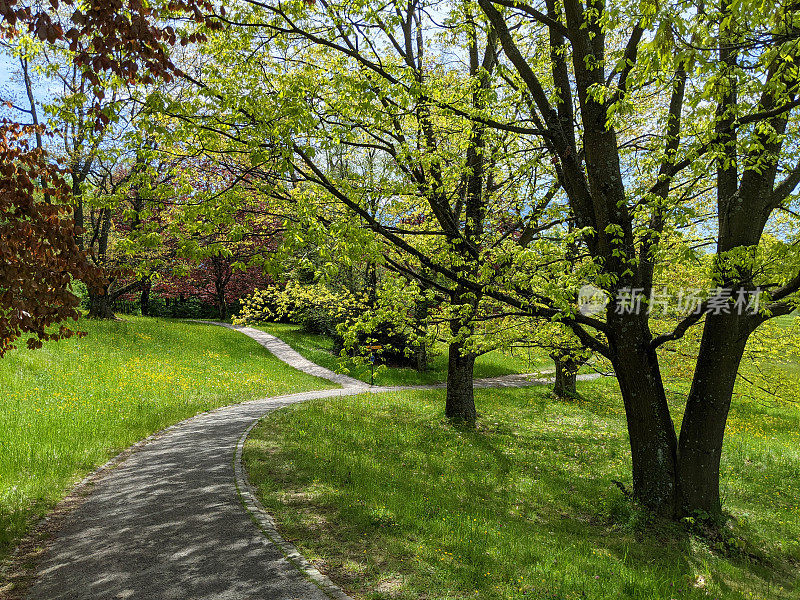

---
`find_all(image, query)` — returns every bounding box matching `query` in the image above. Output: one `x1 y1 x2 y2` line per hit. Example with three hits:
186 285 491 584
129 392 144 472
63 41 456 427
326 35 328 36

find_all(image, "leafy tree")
475 0 800 517
0 0 219 342
171 0 570 423
177 0 800 518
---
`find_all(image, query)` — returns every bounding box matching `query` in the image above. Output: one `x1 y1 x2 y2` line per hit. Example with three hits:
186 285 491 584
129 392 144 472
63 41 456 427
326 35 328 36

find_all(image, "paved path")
386 370 601 391
23 389 364 600
217 325 369 389
22 324 603 600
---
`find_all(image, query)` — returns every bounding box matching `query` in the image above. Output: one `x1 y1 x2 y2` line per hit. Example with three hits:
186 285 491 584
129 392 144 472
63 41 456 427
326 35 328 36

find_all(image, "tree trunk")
610 317 679 517
73 200 84 252
677 313 752 516
413 295 430 371
87 287 115 319
366 261 378 306
218 298 228 320
217 289 228 320
140 279 151 317
213 262 231 321
414 341 429 372
446 341 477 424
552 354 578 398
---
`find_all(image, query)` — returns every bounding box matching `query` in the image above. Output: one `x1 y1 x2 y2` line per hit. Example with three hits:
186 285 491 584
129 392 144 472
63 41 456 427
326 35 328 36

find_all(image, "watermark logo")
576 286 763 317
614 286 762 316
578 284 610 316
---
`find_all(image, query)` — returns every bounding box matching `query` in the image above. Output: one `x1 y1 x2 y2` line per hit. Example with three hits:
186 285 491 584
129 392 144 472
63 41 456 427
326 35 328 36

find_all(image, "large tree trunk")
677 313 752 516
446 284 478 424
551 354 578 398
87 287 115 319
445 341 477 424
610 317 679 517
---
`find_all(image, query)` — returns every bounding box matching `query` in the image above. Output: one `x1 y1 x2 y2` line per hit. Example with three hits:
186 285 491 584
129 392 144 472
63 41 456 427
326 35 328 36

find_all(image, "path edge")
234 410 356 600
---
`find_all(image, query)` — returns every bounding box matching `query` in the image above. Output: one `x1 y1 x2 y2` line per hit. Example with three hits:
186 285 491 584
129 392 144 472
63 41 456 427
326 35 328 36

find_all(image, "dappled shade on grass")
245 380 800 600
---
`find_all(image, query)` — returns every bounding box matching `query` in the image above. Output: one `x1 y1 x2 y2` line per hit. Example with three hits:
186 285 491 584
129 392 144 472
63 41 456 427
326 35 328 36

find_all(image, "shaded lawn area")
256 323 554 386
245 378 800 600
0 316 333 562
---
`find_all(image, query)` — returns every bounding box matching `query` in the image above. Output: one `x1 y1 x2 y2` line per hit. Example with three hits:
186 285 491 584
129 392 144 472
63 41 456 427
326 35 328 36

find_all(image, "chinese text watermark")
578 285 762 317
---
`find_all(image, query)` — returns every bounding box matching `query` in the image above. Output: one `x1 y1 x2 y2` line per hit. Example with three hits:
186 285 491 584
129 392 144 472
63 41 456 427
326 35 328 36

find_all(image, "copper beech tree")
0 121 94 355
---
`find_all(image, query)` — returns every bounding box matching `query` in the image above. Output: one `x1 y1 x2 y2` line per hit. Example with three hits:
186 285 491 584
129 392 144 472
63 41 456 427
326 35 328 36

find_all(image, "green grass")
770 316 800 379
0 316 333 560
256 323 553 386
244 378 800 600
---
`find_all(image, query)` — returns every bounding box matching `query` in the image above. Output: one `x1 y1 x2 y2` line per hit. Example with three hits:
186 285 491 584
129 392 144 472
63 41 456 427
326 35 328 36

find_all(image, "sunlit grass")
0 316 332 560
256 323 553 386
245 379 800 600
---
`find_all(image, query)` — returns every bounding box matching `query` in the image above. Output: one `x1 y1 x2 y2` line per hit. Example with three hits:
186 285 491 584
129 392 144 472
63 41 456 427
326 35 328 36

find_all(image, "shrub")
234 282 360 337
235 280 435 370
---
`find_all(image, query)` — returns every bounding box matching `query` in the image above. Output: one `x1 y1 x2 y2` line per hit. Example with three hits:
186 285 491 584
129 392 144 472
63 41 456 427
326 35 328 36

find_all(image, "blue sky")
0 52 57 123
1 54 29 119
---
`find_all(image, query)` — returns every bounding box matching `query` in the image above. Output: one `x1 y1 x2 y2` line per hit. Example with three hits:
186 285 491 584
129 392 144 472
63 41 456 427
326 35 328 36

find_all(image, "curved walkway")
221 325 369 389
21 324 602 600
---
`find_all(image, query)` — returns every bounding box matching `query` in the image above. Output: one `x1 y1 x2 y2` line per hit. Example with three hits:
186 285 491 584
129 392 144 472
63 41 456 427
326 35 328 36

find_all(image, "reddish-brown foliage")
0 121 99 355
0 0 219 91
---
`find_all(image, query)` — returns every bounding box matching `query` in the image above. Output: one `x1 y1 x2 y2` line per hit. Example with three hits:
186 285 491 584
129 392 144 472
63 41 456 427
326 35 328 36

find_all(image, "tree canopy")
2 0 799 520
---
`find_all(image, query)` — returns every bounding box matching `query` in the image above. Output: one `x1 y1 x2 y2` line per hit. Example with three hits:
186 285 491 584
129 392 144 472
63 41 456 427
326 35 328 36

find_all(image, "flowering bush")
234 282 364 337
235 280 435 370
233 286 289 325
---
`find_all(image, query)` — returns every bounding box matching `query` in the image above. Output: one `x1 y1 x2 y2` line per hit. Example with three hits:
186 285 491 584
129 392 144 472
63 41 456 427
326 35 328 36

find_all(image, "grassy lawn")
256 323 553 386
0 316 333 561
244 378 800 600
